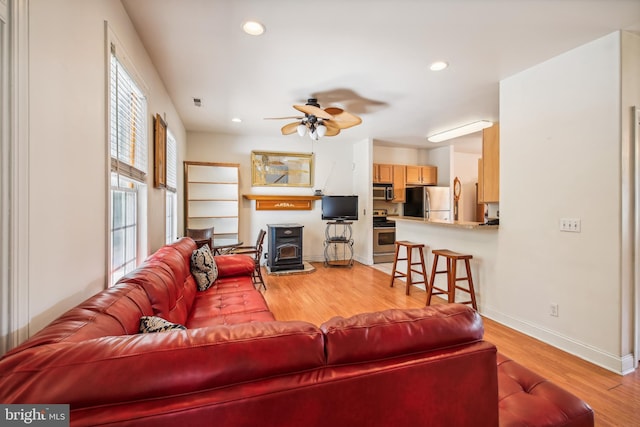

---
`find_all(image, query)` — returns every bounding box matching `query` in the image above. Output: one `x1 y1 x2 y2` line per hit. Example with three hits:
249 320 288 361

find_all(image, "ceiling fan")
265 98 362 140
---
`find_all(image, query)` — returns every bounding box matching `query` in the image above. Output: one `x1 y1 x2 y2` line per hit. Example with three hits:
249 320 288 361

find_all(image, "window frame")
106 27 149 286
165 129 177 244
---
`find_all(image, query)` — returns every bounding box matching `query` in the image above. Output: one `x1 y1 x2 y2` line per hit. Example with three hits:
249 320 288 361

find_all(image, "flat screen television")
321 195 358 221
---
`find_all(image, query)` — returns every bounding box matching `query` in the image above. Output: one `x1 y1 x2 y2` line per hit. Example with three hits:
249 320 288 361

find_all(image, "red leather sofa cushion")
321 304 484 364
0 321 325 407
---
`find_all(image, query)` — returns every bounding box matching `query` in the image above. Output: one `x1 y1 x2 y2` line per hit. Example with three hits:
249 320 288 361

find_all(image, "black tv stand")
323 221 354 268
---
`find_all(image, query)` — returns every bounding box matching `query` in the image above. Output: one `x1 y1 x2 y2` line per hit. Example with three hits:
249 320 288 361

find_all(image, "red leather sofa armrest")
214 254 255 277
497 353 594 427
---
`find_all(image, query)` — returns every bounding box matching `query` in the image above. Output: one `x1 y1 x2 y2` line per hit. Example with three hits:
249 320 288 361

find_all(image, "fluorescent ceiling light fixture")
427 121 493 143
242 20 265 36
430 61 449 71
231 117 242 123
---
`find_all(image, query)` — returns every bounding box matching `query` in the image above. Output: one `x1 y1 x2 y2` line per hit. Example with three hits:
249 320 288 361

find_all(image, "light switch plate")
560 218 581 232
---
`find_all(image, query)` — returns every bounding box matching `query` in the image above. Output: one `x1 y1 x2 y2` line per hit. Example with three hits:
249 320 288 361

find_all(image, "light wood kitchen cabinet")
373 163 393 184
406 165 437 185
478 123 499 203
391 165 406 202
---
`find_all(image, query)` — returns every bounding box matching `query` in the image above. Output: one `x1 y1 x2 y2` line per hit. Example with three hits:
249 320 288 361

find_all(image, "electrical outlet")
550 303 559 317
560 218 581 232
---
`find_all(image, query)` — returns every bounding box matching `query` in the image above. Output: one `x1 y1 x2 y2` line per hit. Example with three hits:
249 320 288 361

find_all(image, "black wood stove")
267 224 304 272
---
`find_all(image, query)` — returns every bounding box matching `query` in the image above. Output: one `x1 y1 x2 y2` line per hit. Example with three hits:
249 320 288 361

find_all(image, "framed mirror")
251 151 314 187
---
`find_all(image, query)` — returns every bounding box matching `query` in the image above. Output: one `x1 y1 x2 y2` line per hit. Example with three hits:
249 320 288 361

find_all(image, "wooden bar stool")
426 249 477 310
389 241 428 295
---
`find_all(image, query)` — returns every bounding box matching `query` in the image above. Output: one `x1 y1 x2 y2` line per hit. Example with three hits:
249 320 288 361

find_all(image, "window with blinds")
109 44 147 285
165 130 177 243
109 44 147 184
166 130 177 192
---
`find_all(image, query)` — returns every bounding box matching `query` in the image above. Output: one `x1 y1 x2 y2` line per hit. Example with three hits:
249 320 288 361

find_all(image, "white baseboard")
482 306 631 375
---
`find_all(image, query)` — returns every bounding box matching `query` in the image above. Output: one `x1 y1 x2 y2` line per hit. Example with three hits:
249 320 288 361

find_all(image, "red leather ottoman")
497 353 594 427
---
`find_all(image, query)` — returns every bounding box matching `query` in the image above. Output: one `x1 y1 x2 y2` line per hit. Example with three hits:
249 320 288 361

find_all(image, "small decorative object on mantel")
453 176 461 221
243 194 321 211
153 113 167 188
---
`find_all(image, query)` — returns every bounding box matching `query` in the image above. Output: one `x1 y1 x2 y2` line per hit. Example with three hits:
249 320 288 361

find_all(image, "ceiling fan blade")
294 104 333 120
281 122 300 135
323 120 340 131
324 107 344 116
264 116 304 120
324 126 341 137
328 110 362 129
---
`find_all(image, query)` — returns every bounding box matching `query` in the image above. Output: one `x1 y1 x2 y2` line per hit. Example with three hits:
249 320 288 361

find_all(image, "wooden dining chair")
186 227 214 250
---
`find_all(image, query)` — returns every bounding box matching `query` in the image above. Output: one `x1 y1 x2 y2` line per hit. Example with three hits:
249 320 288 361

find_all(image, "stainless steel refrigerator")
403 186 451 220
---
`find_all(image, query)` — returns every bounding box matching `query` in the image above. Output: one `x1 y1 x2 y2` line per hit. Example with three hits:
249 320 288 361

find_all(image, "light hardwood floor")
261 262 639 427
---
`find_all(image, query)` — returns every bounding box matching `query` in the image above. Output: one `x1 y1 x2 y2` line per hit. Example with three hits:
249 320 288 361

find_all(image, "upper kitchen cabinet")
406 165 437 186
478 123 500 203
373 163 393 184
391 165 406 203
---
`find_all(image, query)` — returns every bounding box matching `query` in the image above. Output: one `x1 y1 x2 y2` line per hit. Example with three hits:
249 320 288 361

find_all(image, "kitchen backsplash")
373 200 401 215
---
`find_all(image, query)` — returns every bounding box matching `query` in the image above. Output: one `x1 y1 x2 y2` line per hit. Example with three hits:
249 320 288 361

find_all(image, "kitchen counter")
390 216 499 230
391 217 499 308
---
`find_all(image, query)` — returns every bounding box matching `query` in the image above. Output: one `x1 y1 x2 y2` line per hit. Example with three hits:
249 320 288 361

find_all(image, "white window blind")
166 130 177 192
110 44 147 184
109 43 147 284
165 129 178 243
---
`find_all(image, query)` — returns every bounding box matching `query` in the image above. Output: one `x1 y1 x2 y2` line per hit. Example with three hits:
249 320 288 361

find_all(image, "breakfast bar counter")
389 216 499 312
390 216 499 230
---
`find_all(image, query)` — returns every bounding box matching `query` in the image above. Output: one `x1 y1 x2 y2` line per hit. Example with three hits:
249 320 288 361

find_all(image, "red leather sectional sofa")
0 237 594 426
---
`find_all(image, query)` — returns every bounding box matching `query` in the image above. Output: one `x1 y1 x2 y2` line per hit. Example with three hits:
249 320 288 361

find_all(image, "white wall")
424 146 452 186
354 139 375 264
26 0 185 335
620 31 640 368
372 144 421 165
494 31 632 373
187 133 365 264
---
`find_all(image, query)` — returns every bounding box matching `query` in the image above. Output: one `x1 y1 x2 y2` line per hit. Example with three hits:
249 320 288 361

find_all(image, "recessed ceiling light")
231 117 242 123
242 20 265 36
430 61 449 71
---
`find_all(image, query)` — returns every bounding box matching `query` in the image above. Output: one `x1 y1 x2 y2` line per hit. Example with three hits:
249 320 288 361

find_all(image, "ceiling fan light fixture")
427 120 493 143
297 123 307 137
242 20 265 36
316 123 327 138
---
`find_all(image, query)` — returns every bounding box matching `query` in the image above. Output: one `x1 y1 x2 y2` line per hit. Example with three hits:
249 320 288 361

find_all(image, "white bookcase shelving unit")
184 162 240 245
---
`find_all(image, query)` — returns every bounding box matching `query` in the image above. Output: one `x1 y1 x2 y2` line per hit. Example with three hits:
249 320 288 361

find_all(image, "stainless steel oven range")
373 209 396 263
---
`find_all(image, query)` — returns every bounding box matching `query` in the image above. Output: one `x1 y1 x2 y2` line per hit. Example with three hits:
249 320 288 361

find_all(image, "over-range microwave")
373 184 393 201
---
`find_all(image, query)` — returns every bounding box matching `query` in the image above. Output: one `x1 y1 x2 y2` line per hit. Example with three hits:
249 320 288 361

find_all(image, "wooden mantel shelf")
243 194 322 211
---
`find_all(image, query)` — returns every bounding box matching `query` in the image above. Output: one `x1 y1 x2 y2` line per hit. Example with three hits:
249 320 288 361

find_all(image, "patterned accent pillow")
190 244 218 291
139 315 186 333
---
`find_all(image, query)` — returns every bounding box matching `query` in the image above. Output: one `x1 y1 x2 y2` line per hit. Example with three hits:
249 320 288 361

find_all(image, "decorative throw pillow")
190 244 218 291
139 315 186 333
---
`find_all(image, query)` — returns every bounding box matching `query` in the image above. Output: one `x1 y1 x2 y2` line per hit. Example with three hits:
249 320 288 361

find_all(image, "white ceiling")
121 0 640 151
